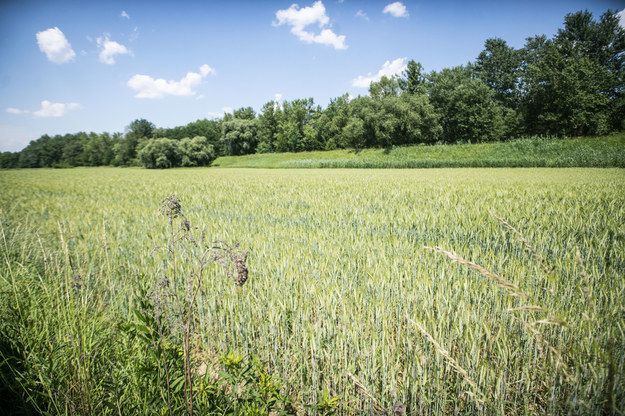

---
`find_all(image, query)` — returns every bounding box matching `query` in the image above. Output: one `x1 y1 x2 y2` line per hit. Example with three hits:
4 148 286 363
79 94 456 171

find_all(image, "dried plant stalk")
408 318 485 406
490 211 552 274
424 246 527 297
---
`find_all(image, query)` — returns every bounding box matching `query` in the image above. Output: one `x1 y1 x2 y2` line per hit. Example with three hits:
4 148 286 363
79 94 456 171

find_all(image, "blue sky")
1 0 624 152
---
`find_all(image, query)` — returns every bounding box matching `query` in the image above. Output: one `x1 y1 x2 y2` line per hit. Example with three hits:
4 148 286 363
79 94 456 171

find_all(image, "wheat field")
0 167 623 415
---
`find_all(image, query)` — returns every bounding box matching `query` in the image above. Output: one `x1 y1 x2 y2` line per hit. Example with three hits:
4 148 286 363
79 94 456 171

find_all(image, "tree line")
2 9 623 169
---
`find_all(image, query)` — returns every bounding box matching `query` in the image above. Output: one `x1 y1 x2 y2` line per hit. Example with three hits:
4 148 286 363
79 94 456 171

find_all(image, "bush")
138 136 215 169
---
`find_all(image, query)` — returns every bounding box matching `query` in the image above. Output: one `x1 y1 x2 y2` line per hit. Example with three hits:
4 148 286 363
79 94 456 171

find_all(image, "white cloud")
129 26 139 42
97 35 132 64
6 108 29 115
383 2 409 18
355 10 370 22
274 93 283 103
121 10 130 19
207 106 233 119
33 100 82 117
199 64 216 77
618 9 625 28
274 1 347 50
127 64 216 99
36 27 76 64
352 57 407 88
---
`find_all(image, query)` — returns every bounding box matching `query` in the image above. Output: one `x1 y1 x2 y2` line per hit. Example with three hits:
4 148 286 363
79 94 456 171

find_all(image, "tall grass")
213 134 625 169
0 167 623 414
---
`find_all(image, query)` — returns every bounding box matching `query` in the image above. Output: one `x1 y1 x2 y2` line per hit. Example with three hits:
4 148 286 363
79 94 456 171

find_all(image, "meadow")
0 167 624 415
213 134 625 169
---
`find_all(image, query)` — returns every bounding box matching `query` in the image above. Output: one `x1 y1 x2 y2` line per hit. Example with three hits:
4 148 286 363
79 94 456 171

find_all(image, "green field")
1 167 624 415
213 134 625 169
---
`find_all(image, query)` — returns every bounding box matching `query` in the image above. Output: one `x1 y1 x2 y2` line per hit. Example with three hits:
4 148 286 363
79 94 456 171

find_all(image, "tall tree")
221 119 258 156
316 94 350 150
399 60 427 95
179 136 216 166
428 65 510 142
521 10 624 135
233 107 256 120
127 118 155 139
369 76 401 100
274 98 318 152
257 100 281 153
475 38 522 108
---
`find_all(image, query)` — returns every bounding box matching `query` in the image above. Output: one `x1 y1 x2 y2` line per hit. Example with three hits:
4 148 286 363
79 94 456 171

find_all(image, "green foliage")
475 38 522 107
368 75 401 100
399 60 427 95
209 351 294 415
221 119 259 156
520 10 625 136
0 151 20 169
428 65 511 142
126 118 155 140
257 101 281 153
179 136 216 167
138 138 182 169
212 134 625 168
274 98 319 152
233 106 256 121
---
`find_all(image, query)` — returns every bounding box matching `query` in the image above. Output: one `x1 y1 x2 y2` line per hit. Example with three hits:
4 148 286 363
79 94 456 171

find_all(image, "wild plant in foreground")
138 195 250 416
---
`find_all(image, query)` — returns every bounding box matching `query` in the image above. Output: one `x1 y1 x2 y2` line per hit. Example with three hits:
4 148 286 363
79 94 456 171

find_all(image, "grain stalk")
489 210 552 274
408 318 486 407
425 213 576 385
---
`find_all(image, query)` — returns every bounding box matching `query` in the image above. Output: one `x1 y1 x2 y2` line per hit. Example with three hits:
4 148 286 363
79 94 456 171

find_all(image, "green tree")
138 138 182 169
61 133 86 166
369 76 401 100
520 10 625 135
428 65 510 142
257 100 281 153
82 132 114 166
233 107 256 120
274 98 318 152
221 119 258 156
179 136 216 167
399 60 427 95
0 152 20 169
127 118 155 139
475 38 522 108
316 94 350 150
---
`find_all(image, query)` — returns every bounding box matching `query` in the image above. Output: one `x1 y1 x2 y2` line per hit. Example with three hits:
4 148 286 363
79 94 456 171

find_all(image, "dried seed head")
392 402 406 416
233 252 248 287
160 195 182 220
211 241 249 287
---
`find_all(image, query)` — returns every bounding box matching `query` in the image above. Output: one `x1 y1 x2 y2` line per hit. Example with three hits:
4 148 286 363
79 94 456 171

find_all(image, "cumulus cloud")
274 1 347 50
36 27 76 64
121 10 130 19
6 108 29 115
383 2 409 18
33 100 82 117
355 10 370 22
352 58 407 88
127 64 216 99
207 106 233 119
97 35 132 64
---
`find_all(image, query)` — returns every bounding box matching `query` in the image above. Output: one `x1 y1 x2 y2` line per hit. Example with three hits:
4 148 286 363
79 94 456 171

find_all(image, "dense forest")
1 9 623 169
